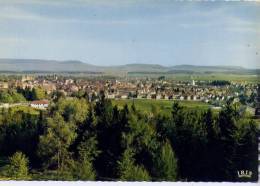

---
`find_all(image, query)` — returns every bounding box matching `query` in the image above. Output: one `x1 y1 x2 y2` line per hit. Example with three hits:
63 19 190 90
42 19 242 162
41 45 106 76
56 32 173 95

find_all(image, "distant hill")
0 59 168 72
0 58 258 74
105 63 167 72
0 58 100 72
170 65 245 71
166 65 257 74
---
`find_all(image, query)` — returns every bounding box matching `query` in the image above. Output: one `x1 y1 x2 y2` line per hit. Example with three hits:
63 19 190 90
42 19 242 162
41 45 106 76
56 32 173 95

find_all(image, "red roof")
31 100 49 104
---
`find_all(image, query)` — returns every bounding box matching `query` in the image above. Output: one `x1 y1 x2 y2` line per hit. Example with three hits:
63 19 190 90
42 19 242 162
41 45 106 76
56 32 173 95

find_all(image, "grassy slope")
127 73 259 83
112 99 210 115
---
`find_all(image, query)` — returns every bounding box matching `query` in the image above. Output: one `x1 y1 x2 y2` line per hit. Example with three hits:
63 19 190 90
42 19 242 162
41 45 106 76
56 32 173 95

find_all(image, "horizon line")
0 57 258 69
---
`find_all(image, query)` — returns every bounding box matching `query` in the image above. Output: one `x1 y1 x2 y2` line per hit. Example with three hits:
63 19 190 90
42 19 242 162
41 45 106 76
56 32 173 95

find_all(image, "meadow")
111 99 211 115
127 73 260 83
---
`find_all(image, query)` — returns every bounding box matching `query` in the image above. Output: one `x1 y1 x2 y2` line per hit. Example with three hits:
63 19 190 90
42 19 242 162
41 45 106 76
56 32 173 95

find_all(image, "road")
0 102 29 108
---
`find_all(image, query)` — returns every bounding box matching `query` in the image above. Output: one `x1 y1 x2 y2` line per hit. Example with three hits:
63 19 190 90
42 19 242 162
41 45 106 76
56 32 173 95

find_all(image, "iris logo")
237 170 252 178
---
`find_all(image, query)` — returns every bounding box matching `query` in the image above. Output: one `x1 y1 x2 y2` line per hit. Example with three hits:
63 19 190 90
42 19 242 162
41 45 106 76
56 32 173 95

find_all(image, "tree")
117 148 150 181
201 108 220 181
54 98 89 124
32 87 46 100
0 89 258 181
0 91 13 103
235 119 258 181
73 135 98 180
19 86 33 101
158 76 165 81
94 93 122 178
171 102 184 126
217 102 238 180
77 135 100 163
37 113 76 172
166 102 210 180
210 80 230 86
73 144 97 181
154 141 178 181
9 90 26 103
0 107 43 169
4 152 29 180
121 112 158 174
73 159 96 180
51 90 65 102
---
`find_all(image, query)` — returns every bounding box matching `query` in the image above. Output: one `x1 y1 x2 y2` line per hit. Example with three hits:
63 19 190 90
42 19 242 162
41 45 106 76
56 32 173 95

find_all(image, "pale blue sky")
0 0 259 68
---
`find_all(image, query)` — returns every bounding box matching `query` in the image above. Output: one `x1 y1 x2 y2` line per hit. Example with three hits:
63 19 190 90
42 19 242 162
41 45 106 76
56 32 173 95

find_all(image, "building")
42 83 57 94
147 94 152 99
21 75 34 82
156 94 162 100
106 94 115 99
0 82 8 89
30 100 49 109
121 94 128 99
192 80 196 86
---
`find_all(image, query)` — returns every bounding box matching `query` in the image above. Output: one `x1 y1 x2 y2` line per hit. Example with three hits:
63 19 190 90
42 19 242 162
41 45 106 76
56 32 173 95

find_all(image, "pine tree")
194 108 220 181
154 141 178 181
74 159 96 180
4 152 29 180
235 120 258 181
117 148 150 181
38 113 76 172
74 135 98 180
217 102 238 180
94 93 125 178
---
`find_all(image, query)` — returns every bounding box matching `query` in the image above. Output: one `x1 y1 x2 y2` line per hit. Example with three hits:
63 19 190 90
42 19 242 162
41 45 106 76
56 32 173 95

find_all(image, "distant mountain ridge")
173 64 245 70
0 58 258 74
0 58 99 72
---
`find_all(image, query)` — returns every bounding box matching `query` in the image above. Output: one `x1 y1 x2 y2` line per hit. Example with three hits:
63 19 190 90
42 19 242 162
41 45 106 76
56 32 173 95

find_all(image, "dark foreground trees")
0 96 258 181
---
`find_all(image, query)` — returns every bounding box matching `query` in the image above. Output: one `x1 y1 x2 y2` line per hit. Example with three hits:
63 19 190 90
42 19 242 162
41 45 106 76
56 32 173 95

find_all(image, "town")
0 74 258 112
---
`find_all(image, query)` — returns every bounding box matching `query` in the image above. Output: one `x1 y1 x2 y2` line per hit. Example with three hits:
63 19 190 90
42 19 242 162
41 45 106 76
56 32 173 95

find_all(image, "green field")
112 99 211 115
127 73 260 83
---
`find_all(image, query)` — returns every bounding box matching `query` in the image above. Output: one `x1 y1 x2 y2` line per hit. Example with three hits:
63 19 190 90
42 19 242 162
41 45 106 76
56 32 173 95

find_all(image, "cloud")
0 6 49 21
0 0 155 7
0 4 157 25
1 0 259 29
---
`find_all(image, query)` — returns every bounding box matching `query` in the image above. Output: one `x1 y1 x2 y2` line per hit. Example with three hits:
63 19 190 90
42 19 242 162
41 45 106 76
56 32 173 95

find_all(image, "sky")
0 0 259 68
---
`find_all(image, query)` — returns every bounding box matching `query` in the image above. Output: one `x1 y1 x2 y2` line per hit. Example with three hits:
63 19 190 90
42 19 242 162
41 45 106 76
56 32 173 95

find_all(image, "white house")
121 95 128 99
30 100 49 109
156 94 162 100
106 94 115 99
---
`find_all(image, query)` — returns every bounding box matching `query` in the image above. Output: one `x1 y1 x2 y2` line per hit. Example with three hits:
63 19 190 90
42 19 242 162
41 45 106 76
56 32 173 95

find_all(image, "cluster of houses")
0 75 258 107
103 80 257 105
